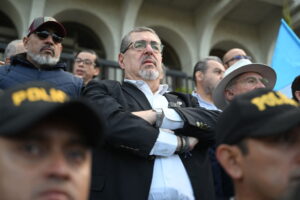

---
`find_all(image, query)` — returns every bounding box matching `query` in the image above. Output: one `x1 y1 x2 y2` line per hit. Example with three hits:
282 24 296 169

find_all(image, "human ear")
225 89 235 101
118 53 125 69
195 71 204 82
295 91 300 102
216 144 244 180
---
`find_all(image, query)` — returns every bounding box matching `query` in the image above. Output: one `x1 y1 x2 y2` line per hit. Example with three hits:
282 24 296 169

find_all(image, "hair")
74 49 101 68
192 56 222 84
4 39 25 59
235 140 249 155
120 26 160 53
291 75 300 101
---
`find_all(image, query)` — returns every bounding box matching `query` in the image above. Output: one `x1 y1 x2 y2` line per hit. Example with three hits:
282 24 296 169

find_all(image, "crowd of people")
0 16 299 200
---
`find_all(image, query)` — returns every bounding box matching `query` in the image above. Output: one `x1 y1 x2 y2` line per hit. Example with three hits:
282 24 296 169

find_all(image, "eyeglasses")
34 30 63 43
122 40 164 53
238 76 269 87
225 55 252 65
74 58 95 66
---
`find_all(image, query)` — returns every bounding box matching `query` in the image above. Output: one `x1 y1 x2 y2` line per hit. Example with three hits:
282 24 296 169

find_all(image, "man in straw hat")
213 59 277 110
216 88 300 200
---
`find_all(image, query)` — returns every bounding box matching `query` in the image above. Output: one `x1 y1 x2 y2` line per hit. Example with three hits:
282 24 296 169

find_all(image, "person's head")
72 50 100 85
4 39 27 64
213 59 277 110
193 56 225 95
223 48 251 69
23 16 66 68
0 82 104 200
291 75 300 102
216 89 300 200
118 27 164 81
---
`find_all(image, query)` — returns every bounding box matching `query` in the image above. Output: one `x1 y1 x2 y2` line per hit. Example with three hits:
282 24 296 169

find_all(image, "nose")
144 43 154 54
43 35 55 45
255 80 266 88
45 152 71 181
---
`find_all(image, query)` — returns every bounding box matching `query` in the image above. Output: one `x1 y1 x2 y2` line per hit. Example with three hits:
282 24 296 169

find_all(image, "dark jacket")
83 80 220 200
0 53 83 97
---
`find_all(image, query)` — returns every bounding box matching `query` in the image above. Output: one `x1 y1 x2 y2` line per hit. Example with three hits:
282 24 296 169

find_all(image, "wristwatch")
153 108 164 128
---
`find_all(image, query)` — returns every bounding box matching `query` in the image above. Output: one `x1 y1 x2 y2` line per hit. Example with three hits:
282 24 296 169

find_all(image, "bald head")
223 48 248 69
4 39 27 64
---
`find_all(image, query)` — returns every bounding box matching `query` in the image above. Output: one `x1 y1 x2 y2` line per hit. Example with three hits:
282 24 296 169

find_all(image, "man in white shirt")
84 27 220 200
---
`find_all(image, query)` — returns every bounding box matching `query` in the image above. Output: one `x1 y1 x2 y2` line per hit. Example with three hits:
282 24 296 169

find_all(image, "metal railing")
96 58 194 93
60 52 194 93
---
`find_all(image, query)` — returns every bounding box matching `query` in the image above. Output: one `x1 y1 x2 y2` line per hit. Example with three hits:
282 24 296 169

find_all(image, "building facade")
1 0 296 90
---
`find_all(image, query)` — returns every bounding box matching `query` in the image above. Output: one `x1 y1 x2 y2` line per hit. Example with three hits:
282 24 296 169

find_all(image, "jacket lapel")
122 82 152 110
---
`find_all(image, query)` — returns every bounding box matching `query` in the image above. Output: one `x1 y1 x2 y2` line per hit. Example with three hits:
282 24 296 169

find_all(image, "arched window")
161 40 181 70
0 11 18 60
209 48 226 60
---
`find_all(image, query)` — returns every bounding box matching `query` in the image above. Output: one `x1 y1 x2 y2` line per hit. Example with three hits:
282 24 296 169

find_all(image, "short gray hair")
193 56 222 83
4 39 25 59
120 27 160 53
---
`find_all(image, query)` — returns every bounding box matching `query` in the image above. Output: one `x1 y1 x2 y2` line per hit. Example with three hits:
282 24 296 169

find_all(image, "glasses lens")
36 31 50 40
75 58 94 65
35 31 63 43
133 40 147 50
52 34 63 43
150 41 161 52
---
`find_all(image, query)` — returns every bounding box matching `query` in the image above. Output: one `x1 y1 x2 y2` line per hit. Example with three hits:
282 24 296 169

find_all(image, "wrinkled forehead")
236 71 263 80
129 31 161 43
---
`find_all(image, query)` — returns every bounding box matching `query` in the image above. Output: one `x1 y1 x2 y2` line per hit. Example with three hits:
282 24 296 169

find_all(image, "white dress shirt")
125 79 195 200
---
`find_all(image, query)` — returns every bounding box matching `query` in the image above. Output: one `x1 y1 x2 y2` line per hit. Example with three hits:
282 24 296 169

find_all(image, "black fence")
98 59 194 93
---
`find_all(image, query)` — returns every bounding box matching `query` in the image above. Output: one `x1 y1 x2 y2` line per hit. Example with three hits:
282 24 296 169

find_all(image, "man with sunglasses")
84 27 220 200
0 16 83 97
223 48 251 69
72 49 101 85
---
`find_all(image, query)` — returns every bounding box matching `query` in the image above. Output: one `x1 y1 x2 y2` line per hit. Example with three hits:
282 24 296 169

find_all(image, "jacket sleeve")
165 92 220 147
82 80 159 158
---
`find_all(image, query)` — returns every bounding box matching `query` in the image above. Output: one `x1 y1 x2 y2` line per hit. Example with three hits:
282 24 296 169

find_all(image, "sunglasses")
122 40 164 54
225 55 252 65
34 30 63 43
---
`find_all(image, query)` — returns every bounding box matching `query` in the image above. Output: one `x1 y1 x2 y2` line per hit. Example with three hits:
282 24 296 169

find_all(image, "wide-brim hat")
213 59 276 110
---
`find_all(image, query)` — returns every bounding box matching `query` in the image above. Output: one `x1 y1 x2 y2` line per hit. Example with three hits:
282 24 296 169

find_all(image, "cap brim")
213 63 277 110
29 21 66 37
0 100 103 147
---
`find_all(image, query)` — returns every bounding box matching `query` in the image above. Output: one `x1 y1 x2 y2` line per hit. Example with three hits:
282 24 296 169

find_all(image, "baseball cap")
27 16 66 37
0 82 104 147
216 88 300 145
213 59 277 110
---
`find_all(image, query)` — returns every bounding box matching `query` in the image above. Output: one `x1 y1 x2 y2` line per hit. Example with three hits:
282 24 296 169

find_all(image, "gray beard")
27 51 59 66
139 69 159 80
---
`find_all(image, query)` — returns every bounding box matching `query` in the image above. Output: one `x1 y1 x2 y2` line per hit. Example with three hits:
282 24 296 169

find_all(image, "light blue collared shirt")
192 91 221 111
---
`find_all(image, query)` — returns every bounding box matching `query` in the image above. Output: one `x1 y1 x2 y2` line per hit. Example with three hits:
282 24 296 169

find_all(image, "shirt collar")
124 79 169 95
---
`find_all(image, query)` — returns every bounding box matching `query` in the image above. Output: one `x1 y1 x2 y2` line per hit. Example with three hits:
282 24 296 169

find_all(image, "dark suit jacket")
83 80 220 200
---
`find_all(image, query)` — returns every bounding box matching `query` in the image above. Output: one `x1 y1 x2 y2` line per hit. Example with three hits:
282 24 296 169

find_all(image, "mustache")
40 45 55 55
141 55 156 65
